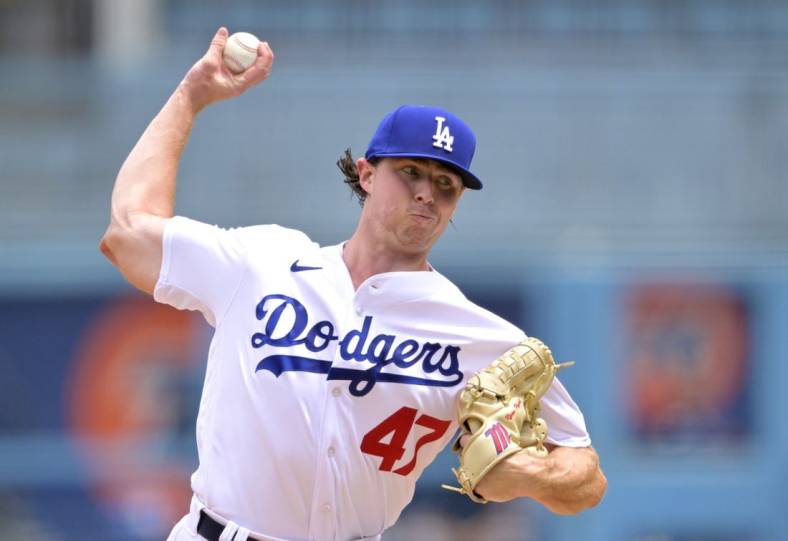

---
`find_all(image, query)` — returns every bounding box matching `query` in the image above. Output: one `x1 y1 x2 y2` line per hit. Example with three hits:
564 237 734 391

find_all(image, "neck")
342 228 430 290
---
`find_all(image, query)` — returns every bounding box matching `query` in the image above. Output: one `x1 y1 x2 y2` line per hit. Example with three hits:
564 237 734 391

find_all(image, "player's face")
360 157 465 254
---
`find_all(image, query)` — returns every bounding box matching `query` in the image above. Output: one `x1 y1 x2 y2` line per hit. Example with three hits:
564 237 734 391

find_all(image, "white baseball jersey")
155 216 591 541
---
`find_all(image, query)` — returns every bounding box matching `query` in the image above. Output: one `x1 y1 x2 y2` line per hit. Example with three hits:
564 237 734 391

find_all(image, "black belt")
197 510 264 541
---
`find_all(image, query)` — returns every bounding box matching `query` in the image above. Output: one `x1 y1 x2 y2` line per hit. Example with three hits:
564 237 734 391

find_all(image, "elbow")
99 232 113 262
575 467 608 514
549 498 604 517
549 467 608 516
572 448 608 513
99 224 122 266
100 213 139 267
543 498 586 516
586 468 608 509
100 204 143 263
96 212 163 296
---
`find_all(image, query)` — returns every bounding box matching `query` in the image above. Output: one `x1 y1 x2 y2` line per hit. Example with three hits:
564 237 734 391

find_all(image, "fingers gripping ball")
442 337 573 503
223 32 260 73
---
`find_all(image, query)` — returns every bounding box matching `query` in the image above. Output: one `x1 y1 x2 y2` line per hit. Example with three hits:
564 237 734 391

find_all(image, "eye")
401 165 420 178
436 175 458 190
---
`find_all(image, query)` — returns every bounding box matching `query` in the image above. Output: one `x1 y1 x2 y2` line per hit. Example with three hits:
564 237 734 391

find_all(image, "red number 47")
360 406 451 476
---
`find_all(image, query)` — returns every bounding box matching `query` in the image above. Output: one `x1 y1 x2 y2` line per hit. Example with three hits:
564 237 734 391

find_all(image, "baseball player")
100 28 606 541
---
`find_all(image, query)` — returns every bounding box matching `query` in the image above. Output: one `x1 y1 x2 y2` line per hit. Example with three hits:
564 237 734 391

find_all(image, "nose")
413 179 435 204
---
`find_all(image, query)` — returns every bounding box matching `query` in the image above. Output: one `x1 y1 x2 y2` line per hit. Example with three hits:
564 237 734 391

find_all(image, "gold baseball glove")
442 337 572 503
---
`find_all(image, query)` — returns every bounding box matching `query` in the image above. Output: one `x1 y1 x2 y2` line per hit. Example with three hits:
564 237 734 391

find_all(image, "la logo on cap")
432 116 454 152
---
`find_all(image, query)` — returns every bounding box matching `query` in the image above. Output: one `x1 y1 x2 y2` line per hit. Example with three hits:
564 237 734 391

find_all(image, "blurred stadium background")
1 0 787 539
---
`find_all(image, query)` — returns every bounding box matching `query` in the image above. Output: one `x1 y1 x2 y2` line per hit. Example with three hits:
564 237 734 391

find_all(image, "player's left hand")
454 435 547 502
442 337 571 503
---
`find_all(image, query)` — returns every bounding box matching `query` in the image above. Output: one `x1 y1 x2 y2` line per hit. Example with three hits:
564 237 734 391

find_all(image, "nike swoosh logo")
290 259 323 273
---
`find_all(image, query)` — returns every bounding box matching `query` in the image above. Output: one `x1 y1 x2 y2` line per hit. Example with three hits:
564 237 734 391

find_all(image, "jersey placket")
307 287 370 540
308 383 343 540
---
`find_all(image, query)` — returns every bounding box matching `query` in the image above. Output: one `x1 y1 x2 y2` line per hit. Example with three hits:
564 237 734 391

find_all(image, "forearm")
110 85 198 225
519 446 606 514
477 446 607 514
108 28 273 227
99 28 273 294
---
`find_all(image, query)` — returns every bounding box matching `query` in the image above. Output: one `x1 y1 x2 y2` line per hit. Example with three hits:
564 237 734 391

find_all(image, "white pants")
166 496 290 541
167 515 200 541
167 495 382 541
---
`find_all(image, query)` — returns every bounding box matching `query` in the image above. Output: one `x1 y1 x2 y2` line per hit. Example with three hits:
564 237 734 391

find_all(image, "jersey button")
331 387 341 397
354 305 362 315
322 503 332 512
327 446 335 457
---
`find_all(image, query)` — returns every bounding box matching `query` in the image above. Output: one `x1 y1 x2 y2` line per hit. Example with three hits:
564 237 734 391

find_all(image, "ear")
356 158 375 195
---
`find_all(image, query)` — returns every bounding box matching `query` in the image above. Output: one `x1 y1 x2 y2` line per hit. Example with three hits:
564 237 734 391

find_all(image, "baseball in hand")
223 32 260 73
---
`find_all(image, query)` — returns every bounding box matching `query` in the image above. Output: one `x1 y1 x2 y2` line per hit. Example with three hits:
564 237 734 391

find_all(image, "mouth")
409 211 437 223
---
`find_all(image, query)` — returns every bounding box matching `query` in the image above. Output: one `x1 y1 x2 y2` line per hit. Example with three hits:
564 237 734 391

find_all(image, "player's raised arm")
99 27 274 294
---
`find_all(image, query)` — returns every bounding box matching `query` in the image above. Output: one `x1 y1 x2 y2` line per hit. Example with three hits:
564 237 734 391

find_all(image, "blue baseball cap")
364 105 483 190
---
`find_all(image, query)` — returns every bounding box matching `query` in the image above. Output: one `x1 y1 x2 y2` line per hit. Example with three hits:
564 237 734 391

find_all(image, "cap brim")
367 152 483 190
